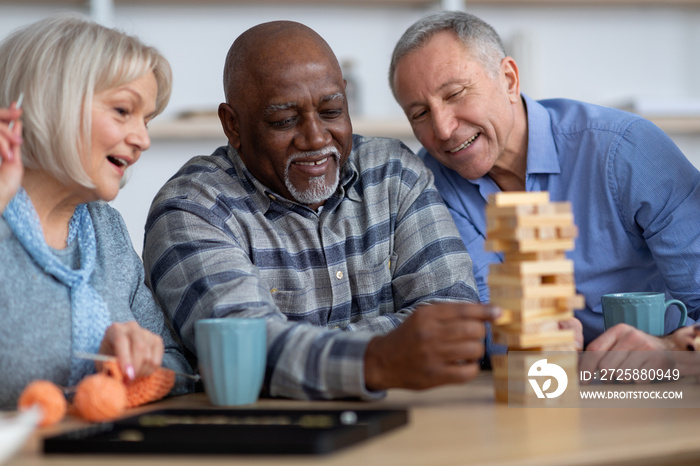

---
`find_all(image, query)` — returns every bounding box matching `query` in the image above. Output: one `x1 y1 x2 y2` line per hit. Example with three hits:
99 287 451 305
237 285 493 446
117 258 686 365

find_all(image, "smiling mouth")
294 157 330 166
449 133 480 153
107 156 128 168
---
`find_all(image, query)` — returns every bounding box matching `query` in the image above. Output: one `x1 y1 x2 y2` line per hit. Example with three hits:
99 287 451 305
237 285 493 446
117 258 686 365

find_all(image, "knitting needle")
8 92 23 131
74 351 201 381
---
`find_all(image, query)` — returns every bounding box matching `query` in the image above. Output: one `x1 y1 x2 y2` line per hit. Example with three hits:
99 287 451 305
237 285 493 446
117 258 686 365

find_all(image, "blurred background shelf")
5 0 700 5
147 113 700 141
147 114 418 141
2 0 437 5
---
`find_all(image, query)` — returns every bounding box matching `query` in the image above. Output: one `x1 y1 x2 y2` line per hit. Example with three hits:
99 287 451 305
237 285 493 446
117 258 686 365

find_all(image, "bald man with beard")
143 21 499 400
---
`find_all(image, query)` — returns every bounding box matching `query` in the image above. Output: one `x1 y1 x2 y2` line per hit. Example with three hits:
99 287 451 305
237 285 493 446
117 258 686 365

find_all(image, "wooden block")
558 224 578 239
490 297 559 312
489 272 575 290
491 354 509 378
493 308 514 326
486 227 538 241
495 309 574 329
534 342 580 352
492 306 573 327
541 274 574 285
484 238 575 254
494 387 509 403
490 260 574 276
557 295 586 310
537 226 558 240
488 273 541 288
490 283 577 299
493 353 580 405
494 378 578 405
486 203 571 220
503 251 566 262
504 352 579 372
494 374 531 394
518 320 560 334
487 210 574 237
493 328 575 349
486 204 537 220
508 212 574 228
489 191 550 206
511 238 576 253
490 295 583 323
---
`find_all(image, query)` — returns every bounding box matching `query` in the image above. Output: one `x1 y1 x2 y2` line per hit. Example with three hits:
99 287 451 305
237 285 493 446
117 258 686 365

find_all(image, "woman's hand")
0 103 23 214
98 321 165 382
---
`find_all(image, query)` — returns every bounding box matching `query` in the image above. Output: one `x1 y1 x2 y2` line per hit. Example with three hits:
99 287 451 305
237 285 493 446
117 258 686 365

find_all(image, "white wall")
2 2 700 253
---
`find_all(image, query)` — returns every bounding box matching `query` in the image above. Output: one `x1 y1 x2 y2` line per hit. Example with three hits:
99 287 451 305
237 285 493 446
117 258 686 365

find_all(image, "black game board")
43 408 408 455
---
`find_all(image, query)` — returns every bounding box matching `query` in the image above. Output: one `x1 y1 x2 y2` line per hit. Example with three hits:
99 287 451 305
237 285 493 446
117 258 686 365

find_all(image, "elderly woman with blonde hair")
0 14 192 408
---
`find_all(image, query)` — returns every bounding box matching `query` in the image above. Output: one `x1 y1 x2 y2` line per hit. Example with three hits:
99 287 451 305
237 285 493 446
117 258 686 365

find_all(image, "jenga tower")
486 192 583 404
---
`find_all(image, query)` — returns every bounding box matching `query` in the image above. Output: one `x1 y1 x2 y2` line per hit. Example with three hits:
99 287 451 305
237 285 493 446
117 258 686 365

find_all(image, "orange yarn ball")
102 360 175 407
17 380 67 427
124 368 175 408
73 373 127 422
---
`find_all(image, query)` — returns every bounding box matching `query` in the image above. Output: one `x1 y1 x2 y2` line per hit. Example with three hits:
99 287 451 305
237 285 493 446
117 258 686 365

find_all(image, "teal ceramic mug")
601 292 687 336
195 317 266 406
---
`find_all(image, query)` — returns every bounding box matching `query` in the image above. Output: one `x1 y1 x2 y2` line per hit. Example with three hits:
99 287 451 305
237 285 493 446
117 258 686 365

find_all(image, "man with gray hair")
144 20 500 401
389 11 700 353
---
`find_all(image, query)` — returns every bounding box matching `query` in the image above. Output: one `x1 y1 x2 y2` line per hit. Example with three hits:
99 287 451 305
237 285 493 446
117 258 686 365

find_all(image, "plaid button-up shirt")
143 135 478 400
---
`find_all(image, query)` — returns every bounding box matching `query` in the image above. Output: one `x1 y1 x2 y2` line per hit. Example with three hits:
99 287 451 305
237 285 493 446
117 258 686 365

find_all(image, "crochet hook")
8 92 23 131
74 351 201 381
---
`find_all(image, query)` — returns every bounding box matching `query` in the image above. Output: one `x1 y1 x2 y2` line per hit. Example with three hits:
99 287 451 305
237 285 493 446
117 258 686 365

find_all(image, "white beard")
285 147 341 205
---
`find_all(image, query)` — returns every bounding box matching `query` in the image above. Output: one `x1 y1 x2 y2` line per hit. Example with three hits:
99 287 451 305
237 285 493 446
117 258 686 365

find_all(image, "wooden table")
7 373 700 466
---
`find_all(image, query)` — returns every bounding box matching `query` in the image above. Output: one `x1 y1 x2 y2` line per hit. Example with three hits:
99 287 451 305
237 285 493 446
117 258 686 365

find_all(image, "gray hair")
0 13 172 188
389 11 506 98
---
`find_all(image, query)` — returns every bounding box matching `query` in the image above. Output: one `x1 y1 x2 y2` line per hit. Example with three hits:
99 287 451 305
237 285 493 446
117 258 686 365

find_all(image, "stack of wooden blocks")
486 191 583 404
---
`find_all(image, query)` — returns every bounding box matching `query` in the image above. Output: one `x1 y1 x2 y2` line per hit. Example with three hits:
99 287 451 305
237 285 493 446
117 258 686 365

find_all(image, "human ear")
218 102 241 150
501 57 520 103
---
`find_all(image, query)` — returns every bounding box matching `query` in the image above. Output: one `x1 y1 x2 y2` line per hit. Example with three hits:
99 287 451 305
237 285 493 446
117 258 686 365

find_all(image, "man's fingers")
580 325 629 374
438 319 487 342
438 340 485 363
420 302 502 322
586 323 631 352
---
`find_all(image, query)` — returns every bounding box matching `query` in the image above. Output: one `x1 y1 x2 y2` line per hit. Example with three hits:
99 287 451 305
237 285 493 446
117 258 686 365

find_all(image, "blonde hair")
0 13 172 187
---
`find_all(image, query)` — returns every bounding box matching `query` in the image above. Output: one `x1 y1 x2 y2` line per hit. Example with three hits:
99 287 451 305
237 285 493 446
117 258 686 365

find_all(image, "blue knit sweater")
0 202 193 409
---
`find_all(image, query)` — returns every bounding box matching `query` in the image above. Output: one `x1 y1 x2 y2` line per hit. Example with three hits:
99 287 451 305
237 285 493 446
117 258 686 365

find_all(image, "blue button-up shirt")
421 94 700 346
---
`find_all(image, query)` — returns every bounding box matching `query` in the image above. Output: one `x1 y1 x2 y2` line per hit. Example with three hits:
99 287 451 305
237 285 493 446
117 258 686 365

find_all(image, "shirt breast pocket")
264 269 311 321
349 253 397 308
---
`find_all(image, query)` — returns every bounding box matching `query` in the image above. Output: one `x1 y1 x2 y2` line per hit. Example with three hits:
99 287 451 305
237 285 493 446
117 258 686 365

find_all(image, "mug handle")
664 299 687 330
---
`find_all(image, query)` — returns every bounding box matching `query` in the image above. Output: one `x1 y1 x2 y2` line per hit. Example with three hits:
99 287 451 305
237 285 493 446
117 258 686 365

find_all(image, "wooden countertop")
7 372 700 466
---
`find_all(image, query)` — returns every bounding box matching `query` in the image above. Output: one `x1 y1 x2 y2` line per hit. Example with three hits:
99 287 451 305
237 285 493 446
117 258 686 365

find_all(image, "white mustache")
288 146 340 164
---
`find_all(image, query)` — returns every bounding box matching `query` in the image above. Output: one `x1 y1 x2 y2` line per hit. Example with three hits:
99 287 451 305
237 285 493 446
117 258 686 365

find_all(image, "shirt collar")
466 94 559 196
522 93 561 175
226 145 361 214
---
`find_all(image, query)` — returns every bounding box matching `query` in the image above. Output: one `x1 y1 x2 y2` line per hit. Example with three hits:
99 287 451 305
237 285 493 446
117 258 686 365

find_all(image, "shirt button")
335 271 344 280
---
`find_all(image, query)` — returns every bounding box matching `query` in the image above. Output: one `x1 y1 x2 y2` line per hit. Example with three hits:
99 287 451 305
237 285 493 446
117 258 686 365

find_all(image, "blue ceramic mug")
195 318 266 406
601 292 687 336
